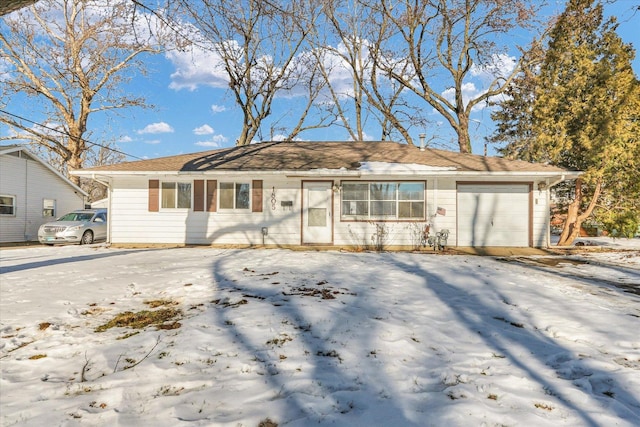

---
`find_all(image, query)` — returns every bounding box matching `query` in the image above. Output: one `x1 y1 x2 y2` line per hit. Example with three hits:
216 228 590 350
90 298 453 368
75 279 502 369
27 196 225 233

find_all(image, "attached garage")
457 183 531 247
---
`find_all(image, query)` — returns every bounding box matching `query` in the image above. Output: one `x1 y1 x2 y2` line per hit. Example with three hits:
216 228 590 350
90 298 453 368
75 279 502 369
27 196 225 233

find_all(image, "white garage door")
457 184 530 247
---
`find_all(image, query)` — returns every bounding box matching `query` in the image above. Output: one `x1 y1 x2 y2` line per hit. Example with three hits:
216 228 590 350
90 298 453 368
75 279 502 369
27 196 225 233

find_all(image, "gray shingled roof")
77 141 572 174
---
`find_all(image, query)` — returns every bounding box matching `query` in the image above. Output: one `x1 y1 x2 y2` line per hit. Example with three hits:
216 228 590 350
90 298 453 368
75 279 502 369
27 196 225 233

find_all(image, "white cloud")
195 134 229 147
137 122 174 134
211 105 226 113
442 82 480 103
144 139 161 145
346 130 375 142
471 54 517 81
166 42 231 91
193 124 214 135
118 135 133 143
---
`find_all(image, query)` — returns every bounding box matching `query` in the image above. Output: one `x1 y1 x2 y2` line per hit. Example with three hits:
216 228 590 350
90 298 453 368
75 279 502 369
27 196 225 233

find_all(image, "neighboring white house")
0 145 87 243
71 141 581 249
90 198 109 209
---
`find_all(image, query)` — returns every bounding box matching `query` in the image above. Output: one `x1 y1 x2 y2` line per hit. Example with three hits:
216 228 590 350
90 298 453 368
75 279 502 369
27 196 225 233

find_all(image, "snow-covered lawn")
1 241 639 426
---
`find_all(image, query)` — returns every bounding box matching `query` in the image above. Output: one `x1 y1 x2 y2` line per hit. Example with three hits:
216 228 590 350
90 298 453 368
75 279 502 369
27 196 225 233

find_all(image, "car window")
58 212 93 222
94 213 106 222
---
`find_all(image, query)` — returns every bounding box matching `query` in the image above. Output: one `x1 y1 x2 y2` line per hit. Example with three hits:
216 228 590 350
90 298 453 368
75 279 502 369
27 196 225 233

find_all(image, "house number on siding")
271 187 277 210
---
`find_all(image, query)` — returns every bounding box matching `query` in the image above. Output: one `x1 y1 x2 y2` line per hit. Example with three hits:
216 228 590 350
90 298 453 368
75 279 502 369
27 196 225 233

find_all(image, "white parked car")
38 209 107 245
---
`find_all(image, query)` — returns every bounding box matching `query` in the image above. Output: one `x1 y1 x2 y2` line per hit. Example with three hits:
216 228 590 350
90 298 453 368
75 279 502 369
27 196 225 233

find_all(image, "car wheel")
81 230 94 245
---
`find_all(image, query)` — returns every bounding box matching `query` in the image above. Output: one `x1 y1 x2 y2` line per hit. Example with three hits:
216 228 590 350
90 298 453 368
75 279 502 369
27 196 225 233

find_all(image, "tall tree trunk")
456 114 472 154
557 178 602 246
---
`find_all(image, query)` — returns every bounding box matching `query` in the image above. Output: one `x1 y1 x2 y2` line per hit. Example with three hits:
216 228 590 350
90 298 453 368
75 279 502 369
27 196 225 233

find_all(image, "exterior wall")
108 174 551 248
532 187 551 247
109 175 303 245
0 153 85 243
332 177 458 249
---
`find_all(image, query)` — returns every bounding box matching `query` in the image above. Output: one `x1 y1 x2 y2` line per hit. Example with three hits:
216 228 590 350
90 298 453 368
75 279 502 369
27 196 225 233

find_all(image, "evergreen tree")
489 0 640 244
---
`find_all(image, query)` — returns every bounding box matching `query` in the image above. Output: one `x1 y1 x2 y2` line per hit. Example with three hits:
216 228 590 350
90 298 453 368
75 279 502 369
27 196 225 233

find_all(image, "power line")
0 109 143 160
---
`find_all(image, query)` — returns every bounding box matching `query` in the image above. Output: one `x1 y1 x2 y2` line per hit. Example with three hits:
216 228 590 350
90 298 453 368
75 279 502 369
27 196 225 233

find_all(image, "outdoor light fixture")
332 184 342 193
538 182 547 191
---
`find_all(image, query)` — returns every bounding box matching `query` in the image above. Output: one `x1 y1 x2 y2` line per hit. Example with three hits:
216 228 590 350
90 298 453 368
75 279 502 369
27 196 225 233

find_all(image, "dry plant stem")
80 351 90 382
117 336 162 372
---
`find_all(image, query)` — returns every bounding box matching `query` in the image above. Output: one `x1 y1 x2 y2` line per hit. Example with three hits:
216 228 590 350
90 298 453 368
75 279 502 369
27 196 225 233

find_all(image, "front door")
302 181 333 244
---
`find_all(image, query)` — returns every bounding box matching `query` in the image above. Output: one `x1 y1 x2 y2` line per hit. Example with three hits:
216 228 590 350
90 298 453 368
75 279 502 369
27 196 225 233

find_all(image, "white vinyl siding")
532 188 551 247
109 176 301 245
0 152 85 243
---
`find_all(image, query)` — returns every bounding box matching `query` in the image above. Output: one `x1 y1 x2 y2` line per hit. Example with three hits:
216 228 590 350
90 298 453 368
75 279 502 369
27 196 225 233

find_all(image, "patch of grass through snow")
95 307 181 332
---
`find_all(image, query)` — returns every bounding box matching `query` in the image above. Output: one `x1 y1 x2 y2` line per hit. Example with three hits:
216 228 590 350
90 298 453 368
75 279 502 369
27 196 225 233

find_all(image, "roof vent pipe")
419 133 426 151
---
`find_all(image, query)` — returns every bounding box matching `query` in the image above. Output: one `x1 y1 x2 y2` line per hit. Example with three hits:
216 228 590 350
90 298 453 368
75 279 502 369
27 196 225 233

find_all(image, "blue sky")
2 0 639 162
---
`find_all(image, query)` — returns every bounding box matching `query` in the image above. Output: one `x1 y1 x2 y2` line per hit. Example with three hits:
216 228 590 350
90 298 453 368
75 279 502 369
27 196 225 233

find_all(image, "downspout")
92 174 112 244
544 174 566 248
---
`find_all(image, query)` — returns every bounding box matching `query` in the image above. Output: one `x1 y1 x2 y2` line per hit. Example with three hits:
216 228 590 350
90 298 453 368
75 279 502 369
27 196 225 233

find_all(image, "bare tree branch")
0 0 161 189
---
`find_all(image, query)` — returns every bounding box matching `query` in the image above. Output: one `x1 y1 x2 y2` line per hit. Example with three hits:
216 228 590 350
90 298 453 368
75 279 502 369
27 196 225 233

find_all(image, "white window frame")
341 181 425 221
0 194 16 216
160 181 192 210
219 181 251 211
43 198 56 217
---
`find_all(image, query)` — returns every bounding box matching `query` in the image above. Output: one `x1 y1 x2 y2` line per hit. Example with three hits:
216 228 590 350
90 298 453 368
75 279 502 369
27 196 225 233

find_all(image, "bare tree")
0 0 161 186
276 51 341 141
170 0 325 146
315 0 426 143
366 0 541 153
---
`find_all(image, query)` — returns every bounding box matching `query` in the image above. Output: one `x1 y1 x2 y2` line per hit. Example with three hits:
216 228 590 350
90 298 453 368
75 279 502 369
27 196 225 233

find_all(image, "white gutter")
71 169 582 179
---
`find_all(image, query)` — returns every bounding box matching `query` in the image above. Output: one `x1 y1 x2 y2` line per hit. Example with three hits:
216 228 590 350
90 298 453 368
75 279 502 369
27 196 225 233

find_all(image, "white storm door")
302 182 333 244
457 184 530 247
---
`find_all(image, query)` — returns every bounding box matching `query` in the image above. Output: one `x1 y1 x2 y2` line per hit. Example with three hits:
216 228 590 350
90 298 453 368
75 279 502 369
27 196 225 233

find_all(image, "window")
43 199 56 217
161 182 191 209
219 182 250 210
341 181 425 220
0 195 16 215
